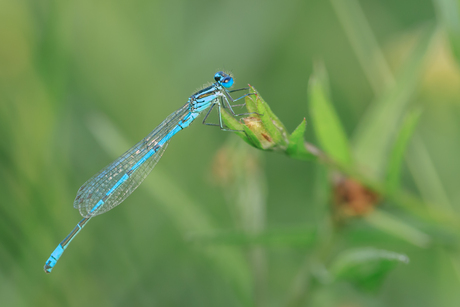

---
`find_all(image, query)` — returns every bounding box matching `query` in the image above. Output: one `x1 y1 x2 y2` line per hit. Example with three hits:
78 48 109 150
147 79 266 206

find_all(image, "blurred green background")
2 0 460 306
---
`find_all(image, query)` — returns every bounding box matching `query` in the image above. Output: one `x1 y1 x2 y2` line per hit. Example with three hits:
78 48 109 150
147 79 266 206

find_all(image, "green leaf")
385 108 422 194
308 63 352 166
329 247 409 292
287 118 307 149
364 209 431 248
286 119 316 161
352 25 436 178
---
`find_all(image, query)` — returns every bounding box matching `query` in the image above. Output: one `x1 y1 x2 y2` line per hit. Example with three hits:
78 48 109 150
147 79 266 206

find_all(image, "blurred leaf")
364 209 431 248
330 0 394 93
330 247 409 292
434 0 460 66
353 25 436 178
385 108 422 194
286 119 316 161
407 134 454 211
308 63 352 166
386 188 460 229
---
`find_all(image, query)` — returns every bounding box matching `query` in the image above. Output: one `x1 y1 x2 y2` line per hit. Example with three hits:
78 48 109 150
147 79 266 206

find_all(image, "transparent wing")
77 140 169 217
74 103 190 217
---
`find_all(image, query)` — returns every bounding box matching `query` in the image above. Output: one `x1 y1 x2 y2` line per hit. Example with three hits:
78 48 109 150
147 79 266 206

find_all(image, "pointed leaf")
330 247 409 292
287 119 316 161
385 108 422 193
288 118 307 149
308 64 352 166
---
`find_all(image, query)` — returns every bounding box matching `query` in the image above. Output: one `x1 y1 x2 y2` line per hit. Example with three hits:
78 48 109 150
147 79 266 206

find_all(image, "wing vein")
74 103 191 217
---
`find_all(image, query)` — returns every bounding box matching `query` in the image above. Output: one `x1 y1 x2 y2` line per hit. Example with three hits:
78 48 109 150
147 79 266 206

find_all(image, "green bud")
221 84 317 160
238 85 289 151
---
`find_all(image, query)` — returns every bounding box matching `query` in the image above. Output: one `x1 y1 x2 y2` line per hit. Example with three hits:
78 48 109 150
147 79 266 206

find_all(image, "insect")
44 71 252 273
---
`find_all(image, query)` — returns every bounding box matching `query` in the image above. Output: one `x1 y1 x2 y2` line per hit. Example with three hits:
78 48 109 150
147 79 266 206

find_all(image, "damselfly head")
214 71 234 89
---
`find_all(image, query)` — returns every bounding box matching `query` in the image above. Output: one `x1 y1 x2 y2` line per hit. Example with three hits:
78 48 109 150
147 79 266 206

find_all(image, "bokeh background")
1 0 460 306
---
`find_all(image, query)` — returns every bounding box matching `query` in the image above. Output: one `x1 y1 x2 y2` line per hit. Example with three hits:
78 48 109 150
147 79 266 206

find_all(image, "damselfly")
44 71 252 273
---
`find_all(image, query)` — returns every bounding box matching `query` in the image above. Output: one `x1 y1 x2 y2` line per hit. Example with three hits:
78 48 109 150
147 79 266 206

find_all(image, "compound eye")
214 71 224 82
221 76 234 88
